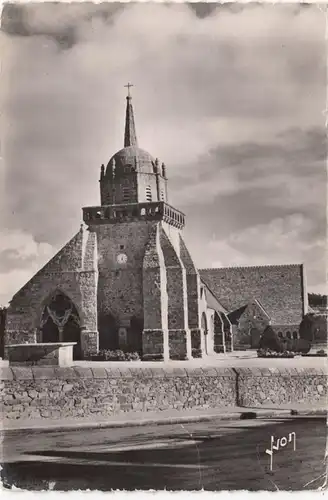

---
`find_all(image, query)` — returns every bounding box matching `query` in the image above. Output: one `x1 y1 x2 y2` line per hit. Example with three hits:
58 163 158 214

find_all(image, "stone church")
4 92 308 360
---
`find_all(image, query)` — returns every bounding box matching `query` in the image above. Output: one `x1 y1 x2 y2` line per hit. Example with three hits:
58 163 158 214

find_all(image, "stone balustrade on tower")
83 201 185 230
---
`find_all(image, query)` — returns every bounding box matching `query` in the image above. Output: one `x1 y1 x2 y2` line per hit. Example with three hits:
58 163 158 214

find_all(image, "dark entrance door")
129 316 143 355
63 315 82 360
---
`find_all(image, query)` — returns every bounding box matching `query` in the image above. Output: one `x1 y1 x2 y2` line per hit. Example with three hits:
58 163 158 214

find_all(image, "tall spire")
124 83 138 148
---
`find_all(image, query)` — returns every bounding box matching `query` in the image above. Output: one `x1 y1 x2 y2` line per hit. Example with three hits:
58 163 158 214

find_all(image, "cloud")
200 214 326 292
171 126 326 254
0 3 326 303
0 230 55 305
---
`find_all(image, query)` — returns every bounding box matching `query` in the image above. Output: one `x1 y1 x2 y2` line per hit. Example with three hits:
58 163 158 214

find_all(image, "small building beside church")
4 92 308 360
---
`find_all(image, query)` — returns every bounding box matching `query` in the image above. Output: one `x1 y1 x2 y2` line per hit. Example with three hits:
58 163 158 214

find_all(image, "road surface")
1 416 326 491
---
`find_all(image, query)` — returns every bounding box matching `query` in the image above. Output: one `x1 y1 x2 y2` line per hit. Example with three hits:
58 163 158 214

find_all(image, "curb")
290 408 327 417
2 408 326 434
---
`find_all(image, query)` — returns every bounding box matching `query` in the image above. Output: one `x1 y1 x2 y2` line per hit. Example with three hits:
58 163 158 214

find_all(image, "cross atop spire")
124 82 134 99
124 84 138 147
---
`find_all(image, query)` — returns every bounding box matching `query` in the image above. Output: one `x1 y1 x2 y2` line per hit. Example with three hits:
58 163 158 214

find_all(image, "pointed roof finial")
124 82 133 98
124 83 138 148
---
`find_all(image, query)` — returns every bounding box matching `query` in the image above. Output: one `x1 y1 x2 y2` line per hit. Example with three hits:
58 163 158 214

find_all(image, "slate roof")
199 264 306 325
201 280 228 314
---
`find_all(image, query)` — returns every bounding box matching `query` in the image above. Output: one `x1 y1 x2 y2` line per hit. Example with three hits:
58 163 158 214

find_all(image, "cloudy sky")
0 2 326 305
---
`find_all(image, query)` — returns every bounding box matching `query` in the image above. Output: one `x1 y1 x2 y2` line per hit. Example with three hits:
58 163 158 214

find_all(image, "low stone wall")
1 366 326 421
236 367 327 407
4 342 76 367
1 366 236 420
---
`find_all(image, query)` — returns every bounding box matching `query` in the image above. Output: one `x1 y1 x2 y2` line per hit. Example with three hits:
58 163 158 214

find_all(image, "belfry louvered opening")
145 186 152 202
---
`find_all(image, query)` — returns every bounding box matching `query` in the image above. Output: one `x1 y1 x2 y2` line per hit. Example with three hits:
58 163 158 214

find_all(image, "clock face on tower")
117 253 128 265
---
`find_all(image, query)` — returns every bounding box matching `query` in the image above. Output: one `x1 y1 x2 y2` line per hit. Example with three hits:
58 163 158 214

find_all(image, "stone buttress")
179 235 203 355
142 224 193 361
79 228 99 356
142 223 169 360
159 226 191 360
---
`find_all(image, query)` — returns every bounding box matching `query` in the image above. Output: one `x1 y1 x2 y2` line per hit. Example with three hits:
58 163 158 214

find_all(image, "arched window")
286 331 291 339
211 315 215 335
278 332 283 338
201 312 208 334
146 186 152 202
292 331 298 339
201 312 209 355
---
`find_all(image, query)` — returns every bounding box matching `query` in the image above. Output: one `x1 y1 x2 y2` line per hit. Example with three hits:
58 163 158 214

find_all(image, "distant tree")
308 293 328 308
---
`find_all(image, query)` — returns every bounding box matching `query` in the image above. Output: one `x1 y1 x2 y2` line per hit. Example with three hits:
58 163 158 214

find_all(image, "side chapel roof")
199 264 305 325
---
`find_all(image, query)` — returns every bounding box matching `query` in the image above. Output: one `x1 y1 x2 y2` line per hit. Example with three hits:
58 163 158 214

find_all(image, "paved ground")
0 353 328 372
1 416 326 491
1 350 327 369
73 352 328 368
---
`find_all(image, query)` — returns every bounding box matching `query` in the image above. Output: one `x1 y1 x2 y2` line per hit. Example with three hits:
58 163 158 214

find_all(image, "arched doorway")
201 312 208 355
98 312 117 350
40 291 81 360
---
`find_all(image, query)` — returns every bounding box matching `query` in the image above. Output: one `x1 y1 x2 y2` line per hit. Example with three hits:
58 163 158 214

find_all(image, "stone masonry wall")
1 366 236 420
236 367 327 407
96 221 155 326
1 366 326 421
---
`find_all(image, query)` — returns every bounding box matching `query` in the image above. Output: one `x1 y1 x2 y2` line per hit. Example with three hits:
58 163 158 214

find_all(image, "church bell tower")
83 86 200 361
